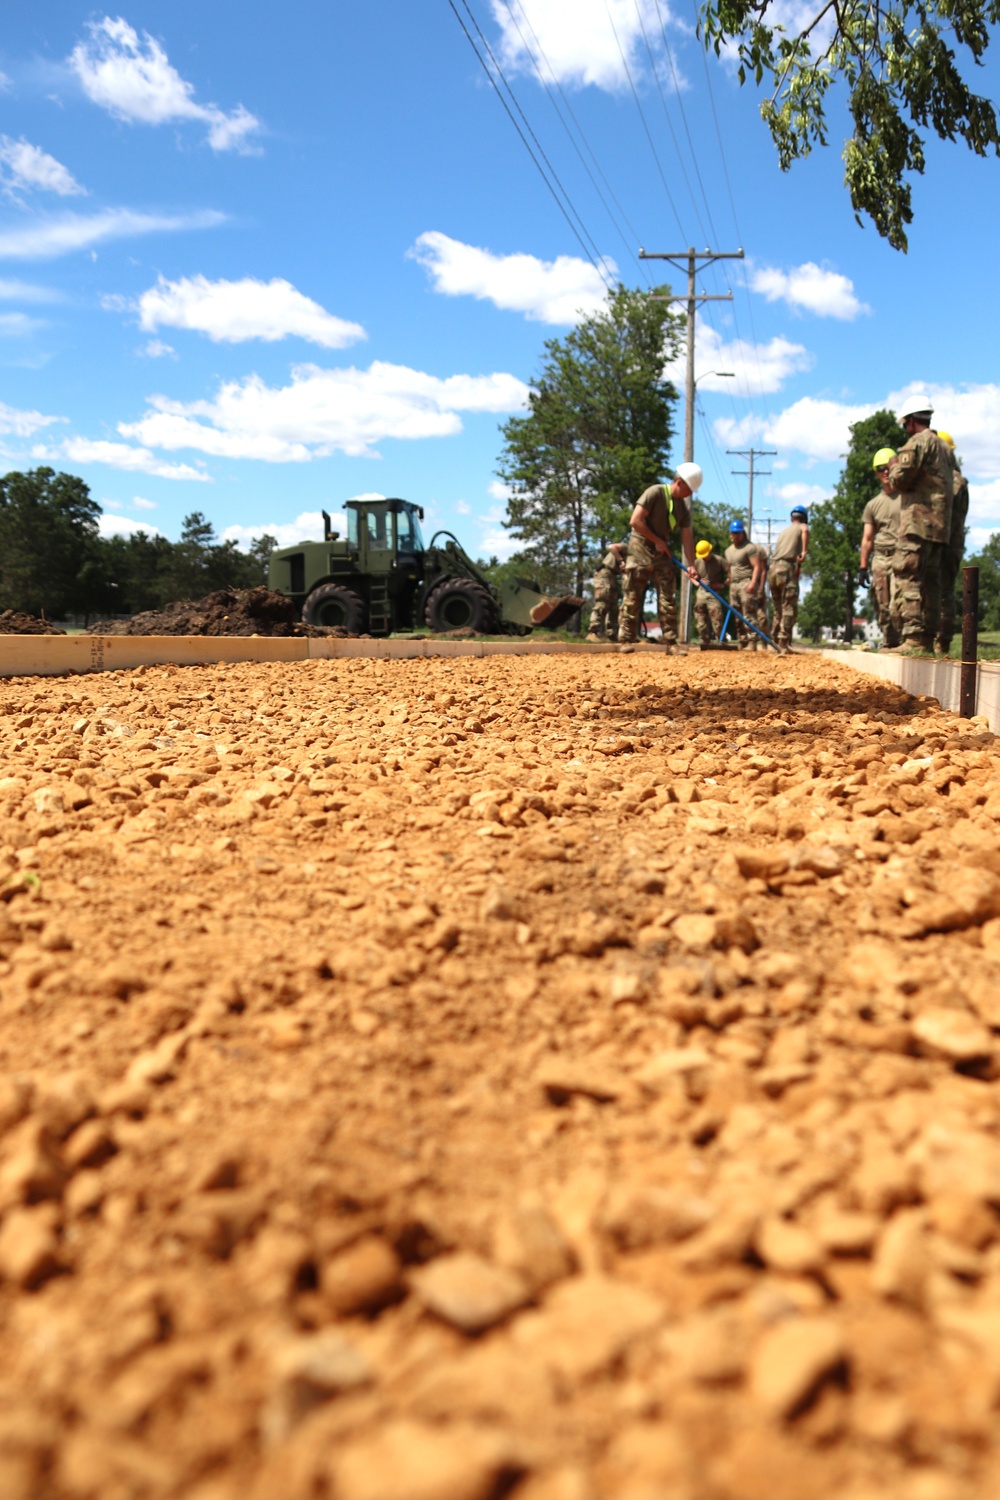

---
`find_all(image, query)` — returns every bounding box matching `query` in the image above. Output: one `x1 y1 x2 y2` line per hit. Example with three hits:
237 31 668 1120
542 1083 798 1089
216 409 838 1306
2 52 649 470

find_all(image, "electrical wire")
446 0 614 285
632 0 712 247
500 0 652 284
601 0 685 238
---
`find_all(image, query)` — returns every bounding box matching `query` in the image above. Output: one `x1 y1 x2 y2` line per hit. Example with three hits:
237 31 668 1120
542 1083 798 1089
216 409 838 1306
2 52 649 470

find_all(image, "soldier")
618 464 703 648
935 430 969 657
768 506 809 650
586 540 627 642
859 448 901 648
693 540 729 645
884 395 953 655
724 520 767 650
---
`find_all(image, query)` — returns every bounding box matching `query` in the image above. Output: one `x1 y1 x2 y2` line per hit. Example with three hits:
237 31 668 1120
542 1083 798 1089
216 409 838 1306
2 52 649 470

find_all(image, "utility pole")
640 245 744 639
727 448 776 539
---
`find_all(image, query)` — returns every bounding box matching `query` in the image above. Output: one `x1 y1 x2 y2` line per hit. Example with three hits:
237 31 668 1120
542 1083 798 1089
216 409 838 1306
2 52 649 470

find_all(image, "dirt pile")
88 585 355 638
1 653 1000 1498
0 610 66 635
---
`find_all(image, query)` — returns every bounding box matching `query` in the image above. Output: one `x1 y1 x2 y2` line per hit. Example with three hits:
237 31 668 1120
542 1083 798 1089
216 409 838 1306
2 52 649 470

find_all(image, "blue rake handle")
673 555 780 653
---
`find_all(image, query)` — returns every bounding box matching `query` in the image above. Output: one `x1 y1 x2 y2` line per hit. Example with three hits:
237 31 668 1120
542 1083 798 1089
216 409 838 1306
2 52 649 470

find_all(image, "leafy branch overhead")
700 0 1000 249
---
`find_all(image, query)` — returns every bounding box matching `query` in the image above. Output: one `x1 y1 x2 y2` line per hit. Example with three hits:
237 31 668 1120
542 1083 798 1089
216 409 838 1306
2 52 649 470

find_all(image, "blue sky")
1 2 999 564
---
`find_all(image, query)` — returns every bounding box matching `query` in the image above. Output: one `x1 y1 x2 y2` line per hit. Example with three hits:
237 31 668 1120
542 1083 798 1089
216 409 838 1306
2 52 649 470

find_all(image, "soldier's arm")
860 521 875 570
798 525 809 564
678 525 698 578
629 502 667 554
886 449 919 494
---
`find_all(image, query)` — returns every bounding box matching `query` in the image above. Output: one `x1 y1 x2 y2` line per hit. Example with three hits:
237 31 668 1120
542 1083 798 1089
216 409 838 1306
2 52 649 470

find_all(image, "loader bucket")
528 594 584 628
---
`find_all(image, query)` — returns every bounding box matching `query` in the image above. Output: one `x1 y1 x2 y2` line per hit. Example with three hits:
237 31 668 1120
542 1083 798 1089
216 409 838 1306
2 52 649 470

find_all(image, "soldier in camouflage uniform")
859 448 901 648
618 464 703 646
586 540 626 641
724 521 768 649
693 540 729 644
884 395 954 655
768 507 809 649
935 430 968 657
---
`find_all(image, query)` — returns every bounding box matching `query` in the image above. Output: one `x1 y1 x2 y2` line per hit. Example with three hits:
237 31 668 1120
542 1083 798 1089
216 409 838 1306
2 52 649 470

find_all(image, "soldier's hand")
858 566 871 589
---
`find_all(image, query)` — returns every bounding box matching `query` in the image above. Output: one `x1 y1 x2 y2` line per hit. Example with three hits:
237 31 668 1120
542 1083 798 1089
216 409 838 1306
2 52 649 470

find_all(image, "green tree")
798 408 907 639
497 285 683 600
965 533 1000 630
0 468 102 617
247 533 278 584
700 0 1000 250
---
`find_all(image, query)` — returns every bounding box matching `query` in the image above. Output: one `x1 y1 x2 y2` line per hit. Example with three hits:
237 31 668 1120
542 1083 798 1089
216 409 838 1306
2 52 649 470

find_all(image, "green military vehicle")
267 496 581 636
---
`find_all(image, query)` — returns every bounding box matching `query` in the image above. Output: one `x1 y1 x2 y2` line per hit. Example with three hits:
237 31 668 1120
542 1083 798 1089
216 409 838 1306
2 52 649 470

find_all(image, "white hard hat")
898 393 934 421
674 462 703 493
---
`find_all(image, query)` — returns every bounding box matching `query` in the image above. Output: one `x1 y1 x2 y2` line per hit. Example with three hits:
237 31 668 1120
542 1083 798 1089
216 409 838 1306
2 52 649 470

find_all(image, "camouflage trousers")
892 537 943 647
768 560 799 647
871 558 900 647
588 568 620 640
618 554 678 643
937 545 962 649
694 595 725 644
731 580 766 649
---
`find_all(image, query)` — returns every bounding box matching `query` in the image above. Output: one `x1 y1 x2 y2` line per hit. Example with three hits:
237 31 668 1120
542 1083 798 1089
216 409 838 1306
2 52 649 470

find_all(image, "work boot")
585 632 601 643
884 640 934 657
934 639 951 657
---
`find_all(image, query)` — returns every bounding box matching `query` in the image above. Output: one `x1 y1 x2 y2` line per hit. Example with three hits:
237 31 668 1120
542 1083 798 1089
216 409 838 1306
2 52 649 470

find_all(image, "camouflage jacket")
595 547 625 579
886 428 953 545
944 449 970 537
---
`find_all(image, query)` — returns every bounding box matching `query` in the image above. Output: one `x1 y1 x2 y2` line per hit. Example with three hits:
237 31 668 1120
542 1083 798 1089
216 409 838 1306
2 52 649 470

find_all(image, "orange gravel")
1 651 1000 1500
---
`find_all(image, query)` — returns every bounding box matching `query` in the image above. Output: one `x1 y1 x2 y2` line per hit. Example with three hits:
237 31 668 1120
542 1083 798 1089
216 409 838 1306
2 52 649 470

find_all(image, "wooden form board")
820 648 1000 732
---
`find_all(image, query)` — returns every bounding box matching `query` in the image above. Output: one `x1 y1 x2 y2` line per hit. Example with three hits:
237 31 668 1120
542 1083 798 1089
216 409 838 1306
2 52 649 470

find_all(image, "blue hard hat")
729 520 746 533
791 506 808 520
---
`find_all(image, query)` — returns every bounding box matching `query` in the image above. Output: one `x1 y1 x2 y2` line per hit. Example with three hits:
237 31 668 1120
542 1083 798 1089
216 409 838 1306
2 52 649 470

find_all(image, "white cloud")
410 231 612 324
716 396 874 462
774 481 828 507
750 261 869 320
0 137 85 198
131 495 157 510
59 437 210 481
139 338 175 358
221 511 336 550
70 17 260 152
134 274 366 349
98 512 164 539
487 480 512 501
669 324 812 398
454 498 472 515
0 312 45 337
0 208 224 261
490 0 670 91
0 399 63 437
119 360 531 462
0 278 63 303
887 382 1000 482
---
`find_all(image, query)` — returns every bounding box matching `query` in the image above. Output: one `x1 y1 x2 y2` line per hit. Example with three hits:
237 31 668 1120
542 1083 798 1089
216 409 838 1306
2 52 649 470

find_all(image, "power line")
602 0 685 238
446 0 613 285
498 0 651 282
649 0 721 246
631 0 711 247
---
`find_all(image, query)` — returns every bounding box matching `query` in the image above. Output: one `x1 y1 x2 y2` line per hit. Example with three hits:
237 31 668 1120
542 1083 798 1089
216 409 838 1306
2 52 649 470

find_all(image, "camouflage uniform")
588 548 623 640
618 483 692 643
886 430 953 648
724 539 767 649
768 522 807 648
693 552 728 644
861 491 901 646
937 451 969 653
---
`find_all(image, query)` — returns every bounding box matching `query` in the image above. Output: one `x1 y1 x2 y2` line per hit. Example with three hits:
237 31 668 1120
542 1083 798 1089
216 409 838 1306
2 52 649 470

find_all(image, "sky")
1 2 999 564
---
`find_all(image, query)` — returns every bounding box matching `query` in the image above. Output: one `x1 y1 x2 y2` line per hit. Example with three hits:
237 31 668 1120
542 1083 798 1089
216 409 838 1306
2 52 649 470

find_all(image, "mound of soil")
0 610 66 635
88 585 356 638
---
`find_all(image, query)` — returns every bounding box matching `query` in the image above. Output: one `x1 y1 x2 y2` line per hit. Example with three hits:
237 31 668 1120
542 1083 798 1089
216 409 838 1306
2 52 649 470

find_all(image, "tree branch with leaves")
700 0 1000 249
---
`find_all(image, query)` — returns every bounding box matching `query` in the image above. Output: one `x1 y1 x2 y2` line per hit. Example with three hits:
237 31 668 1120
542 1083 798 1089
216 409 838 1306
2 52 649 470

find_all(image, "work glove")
858 567 871 589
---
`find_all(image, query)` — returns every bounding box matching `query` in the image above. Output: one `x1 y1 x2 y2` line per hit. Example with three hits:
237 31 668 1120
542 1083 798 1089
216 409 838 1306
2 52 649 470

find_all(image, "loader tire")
424 579 497 633
302 583 367 632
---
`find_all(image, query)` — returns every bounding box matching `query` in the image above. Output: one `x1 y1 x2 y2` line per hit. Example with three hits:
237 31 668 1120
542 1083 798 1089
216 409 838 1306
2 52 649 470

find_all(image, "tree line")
0 468 275 621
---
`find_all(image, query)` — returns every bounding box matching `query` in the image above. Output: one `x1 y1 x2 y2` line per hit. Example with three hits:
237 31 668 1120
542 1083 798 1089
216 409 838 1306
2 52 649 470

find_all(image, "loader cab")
344 498 425 572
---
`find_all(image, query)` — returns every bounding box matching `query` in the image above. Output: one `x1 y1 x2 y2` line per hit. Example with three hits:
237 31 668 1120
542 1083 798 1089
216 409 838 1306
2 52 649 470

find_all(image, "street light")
695 370 735 387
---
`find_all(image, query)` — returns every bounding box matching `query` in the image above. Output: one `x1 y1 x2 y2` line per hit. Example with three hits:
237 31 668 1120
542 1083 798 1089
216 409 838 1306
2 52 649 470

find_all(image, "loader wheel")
302 583 367 632
424 579 497 633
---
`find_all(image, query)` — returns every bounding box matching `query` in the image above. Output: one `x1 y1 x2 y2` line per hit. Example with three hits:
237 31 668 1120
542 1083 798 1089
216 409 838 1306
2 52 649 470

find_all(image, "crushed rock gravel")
0 653 999 1499
88 586 355 638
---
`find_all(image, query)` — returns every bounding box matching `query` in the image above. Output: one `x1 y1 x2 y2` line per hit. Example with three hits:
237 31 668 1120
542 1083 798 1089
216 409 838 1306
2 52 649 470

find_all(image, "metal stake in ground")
961 564 979 719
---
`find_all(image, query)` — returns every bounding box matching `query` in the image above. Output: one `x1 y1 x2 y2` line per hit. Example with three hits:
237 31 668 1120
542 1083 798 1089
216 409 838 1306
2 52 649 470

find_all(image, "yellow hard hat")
937 429 955 449
695 539 712 557
872 447 896 469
